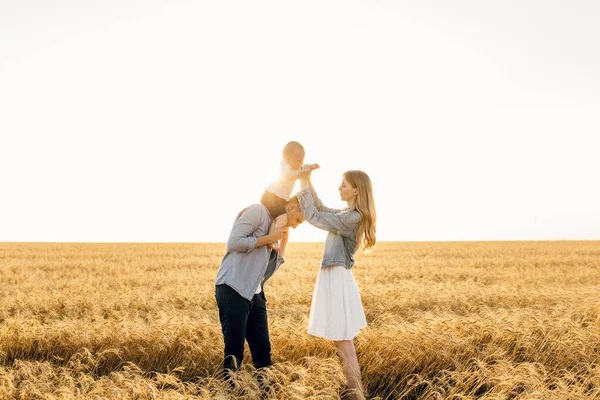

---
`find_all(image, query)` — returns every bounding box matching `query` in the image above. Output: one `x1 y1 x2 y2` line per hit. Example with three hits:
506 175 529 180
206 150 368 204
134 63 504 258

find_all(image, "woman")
296 169 377 400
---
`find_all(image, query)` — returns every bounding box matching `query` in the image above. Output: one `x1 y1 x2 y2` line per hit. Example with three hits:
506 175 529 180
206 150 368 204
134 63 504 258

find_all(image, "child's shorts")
261 190 287 219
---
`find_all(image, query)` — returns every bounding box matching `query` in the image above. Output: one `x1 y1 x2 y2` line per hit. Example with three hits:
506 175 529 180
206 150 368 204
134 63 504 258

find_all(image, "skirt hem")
308 324 367 341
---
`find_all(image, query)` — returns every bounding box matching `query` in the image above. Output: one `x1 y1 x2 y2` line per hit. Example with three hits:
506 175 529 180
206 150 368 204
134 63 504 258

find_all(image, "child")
262 141 319 250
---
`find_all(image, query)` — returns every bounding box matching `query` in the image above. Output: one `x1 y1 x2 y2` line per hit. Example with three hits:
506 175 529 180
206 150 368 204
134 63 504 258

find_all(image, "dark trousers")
215 284 272 372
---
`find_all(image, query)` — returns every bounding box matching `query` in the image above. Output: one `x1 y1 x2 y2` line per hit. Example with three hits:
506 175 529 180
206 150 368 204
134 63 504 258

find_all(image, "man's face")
285 205 305 229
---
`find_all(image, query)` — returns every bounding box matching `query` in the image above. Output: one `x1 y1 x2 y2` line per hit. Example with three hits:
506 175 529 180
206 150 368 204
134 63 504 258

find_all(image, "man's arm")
256 228 285 248
226 205 285 252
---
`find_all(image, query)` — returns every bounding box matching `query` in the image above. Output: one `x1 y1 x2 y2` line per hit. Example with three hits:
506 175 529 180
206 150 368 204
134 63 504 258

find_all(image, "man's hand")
256 224 288 248
268 223 288 243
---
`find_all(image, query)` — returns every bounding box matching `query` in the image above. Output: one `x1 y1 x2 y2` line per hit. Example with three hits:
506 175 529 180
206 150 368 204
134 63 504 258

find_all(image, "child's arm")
280 162 320 182
273 214 288 228
280 162 299 183
278 226 289 257
268 214 288 251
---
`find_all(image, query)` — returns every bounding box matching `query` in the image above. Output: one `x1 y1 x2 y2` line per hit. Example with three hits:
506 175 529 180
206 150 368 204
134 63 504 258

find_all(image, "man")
215 195 305 373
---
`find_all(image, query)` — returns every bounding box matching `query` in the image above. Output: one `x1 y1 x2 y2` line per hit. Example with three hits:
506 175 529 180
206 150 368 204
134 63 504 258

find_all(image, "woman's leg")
334 340 364 400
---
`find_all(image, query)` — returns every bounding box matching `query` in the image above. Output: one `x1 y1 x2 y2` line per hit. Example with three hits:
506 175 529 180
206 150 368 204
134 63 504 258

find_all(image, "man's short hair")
286 195 299 205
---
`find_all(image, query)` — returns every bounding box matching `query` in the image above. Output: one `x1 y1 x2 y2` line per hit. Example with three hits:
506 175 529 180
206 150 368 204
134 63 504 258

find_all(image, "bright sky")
1 1 599 243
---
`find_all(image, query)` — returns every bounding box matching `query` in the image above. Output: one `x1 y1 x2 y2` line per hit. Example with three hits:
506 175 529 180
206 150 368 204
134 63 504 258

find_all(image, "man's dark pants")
215 283 272 372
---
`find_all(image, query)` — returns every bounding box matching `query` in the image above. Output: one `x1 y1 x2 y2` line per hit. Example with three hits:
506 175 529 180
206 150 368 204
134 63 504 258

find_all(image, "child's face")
286 150 305 170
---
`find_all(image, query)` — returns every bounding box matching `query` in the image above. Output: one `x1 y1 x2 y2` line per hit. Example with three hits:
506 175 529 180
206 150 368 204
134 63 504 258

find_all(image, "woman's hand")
298 164 312 181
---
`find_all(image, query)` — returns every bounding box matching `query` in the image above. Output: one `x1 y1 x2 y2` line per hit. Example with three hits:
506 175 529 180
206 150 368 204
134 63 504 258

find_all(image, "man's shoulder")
242 204 271 221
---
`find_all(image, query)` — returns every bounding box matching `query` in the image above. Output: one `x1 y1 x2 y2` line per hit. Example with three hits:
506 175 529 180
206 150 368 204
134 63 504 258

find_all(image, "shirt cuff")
297 188 311 198
248 235 257 251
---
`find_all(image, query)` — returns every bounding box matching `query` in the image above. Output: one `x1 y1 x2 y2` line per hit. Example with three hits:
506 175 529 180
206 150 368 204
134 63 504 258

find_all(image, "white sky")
1 0 599 242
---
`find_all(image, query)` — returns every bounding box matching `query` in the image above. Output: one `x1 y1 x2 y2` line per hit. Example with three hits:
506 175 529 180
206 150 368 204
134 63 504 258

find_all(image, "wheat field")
0 241 599 399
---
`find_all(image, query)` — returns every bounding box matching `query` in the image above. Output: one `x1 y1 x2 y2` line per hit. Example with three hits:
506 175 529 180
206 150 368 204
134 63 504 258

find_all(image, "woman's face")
338 177 357 202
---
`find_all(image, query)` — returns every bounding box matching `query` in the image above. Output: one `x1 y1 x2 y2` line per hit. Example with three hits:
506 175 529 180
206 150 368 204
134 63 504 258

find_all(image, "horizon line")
2 239 600 244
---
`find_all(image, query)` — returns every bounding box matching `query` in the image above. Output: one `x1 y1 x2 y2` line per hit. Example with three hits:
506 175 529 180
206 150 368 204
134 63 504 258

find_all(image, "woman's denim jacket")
297 186 361 269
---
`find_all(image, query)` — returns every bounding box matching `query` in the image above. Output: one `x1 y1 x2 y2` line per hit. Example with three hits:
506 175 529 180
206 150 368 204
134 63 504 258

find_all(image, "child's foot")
268 242 280 251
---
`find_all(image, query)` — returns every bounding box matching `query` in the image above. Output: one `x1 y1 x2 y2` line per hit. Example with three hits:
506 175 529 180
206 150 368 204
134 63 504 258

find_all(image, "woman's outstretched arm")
299 173 344 214
296 186 360 238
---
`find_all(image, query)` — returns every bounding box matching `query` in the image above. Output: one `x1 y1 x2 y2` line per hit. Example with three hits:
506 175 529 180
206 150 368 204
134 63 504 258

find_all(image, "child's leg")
260 191 287 219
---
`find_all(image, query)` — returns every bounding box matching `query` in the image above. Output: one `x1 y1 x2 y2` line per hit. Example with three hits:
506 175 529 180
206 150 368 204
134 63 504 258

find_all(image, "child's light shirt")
265 160 301 200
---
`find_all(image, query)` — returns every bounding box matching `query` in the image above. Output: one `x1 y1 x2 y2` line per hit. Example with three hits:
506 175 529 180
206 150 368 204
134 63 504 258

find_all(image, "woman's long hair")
344 170 377 252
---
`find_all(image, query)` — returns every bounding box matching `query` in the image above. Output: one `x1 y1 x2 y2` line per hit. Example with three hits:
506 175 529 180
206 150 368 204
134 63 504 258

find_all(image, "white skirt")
307 265 367 341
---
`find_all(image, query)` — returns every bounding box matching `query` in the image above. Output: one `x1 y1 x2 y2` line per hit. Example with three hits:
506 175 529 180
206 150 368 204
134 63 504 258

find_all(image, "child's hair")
344 170 377 252
282 141 305 158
